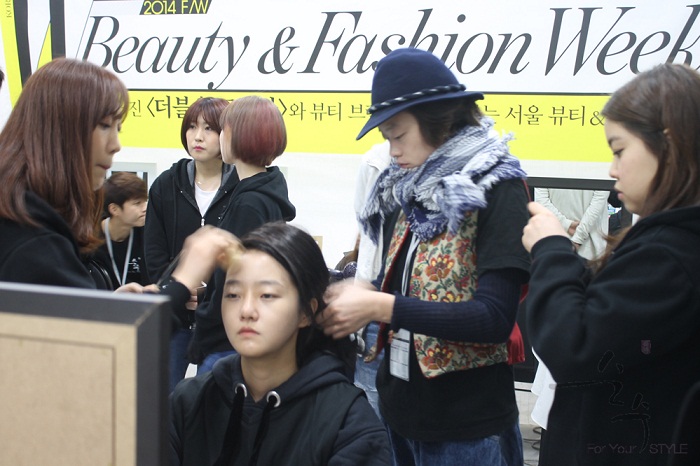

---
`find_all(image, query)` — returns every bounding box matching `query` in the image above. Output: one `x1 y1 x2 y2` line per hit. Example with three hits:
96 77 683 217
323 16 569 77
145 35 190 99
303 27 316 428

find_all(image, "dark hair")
103 172 148 214
408 97 483 148
239 222 355 372
602 63 700 217
0 58 129 253
180 97 229 152
219 95 287 166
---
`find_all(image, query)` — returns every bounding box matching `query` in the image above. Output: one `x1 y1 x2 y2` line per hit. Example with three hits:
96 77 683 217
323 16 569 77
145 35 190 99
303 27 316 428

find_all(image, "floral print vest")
382 212 509 379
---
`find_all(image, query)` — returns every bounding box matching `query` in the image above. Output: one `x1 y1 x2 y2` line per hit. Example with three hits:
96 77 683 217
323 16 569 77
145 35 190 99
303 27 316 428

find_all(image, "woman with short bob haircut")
523 63 700 465
171 222 390 466
145 95 236 392
189 95 296 375
179 97 228 152
219 95 287 166
145 96 235 285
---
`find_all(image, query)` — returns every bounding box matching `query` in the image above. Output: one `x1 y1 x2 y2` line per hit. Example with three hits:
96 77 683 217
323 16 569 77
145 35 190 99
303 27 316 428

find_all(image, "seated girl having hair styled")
169 222 391 466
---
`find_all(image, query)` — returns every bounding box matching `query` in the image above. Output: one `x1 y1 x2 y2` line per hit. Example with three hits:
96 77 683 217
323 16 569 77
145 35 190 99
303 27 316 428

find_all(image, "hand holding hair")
522 201 570 253
319 280 392 339
171 226 242 291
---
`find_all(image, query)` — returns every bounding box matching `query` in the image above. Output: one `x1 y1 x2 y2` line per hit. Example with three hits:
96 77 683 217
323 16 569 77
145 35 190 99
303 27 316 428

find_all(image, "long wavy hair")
0 58 129 253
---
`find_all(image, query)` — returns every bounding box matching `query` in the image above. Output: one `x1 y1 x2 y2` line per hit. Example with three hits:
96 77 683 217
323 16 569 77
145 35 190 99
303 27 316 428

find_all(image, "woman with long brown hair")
0 58 127 284
0 58 236 329
523 63 700 465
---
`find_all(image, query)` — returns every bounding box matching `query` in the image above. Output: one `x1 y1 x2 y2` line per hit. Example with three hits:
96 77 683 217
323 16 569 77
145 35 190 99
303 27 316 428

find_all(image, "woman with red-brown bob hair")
189 95 297 376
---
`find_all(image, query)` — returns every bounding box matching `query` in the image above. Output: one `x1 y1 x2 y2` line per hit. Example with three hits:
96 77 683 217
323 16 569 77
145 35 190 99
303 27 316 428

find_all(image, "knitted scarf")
360 117 527 243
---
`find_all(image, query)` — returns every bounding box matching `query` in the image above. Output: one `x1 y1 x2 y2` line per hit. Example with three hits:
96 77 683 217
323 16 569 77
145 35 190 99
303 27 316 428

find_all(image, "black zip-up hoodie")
190 166 296 362
144 159 238 283
170 352 392 466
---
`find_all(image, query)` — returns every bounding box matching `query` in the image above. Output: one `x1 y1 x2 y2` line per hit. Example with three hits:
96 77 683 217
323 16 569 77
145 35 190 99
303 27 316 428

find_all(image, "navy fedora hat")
356 48 484 140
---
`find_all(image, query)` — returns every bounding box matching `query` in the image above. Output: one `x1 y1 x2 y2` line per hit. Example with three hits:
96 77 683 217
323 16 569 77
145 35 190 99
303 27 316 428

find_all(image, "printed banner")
1 0 698 160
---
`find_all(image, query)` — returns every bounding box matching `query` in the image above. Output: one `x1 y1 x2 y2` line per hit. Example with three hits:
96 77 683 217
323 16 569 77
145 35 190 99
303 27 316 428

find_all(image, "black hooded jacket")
0 191 191 326
0 192 98 287
144 159 238 283
190 166 296 362
527 205 700 465
169 352 392 466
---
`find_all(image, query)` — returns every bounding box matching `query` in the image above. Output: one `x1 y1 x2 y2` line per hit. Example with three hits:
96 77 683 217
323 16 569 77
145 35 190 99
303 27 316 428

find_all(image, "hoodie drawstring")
248 391 280 466
214 386 281 466
214 383 247 466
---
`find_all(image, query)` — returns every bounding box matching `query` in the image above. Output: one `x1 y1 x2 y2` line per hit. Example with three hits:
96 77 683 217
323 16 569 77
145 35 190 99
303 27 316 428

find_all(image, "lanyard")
104 217 133 286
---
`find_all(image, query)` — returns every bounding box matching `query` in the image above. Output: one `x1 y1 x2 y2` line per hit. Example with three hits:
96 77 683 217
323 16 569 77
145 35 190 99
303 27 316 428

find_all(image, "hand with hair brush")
171 227 243 291
117 226 242 295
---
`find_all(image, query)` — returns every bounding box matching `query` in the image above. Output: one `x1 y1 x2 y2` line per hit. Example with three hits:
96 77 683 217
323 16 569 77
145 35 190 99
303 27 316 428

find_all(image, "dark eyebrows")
224 279 284 287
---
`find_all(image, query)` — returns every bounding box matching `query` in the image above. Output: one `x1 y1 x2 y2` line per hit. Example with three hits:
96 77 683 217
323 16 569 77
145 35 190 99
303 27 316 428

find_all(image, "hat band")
367 84 467 114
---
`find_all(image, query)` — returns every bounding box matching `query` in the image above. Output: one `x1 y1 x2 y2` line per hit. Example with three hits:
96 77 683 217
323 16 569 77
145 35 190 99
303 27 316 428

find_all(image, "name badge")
390 328 411 381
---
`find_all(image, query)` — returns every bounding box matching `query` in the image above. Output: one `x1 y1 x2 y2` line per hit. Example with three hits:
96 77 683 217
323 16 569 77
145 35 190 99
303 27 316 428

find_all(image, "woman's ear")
298 299 318 328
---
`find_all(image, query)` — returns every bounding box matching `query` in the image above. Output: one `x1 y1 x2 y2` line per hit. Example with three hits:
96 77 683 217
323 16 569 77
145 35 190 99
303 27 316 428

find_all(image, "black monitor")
0 282 170 465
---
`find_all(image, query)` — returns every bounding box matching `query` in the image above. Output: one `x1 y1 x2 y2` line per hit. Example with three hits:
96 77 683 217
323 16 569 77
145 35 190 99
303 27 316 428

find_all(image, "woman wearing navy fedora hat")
319 47 530 465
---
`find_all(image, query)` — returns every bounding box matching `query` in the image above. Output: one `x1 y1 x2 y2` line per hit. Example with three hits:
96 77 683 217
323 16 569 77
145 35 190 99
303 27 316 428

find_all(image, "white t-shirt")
195 184 217 216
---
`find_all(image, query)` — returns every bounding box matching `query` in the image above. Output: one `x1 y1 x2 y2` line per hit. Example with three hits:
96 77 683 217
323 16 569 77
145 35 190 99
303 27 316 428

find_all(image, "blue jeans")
354 322 383 419
197 350 237 375
387 421 523 466
169 327 193 393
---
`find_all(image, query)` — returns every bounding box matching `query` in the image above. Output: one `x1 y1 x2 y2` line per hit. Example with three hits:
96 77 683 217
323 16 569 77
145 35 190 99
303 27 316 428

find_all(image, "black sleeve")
328 395 393 465
159 279 193 332
391 267 527 342
144 177 171 283
476 178 531 275
133 226 151 287
527 233 700 383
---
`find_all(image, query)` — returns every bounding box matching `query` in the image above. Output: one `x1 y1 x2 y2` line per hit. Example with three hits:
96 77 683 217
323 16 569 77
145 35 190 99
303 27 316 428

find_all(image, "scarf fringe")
360 117 526 242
